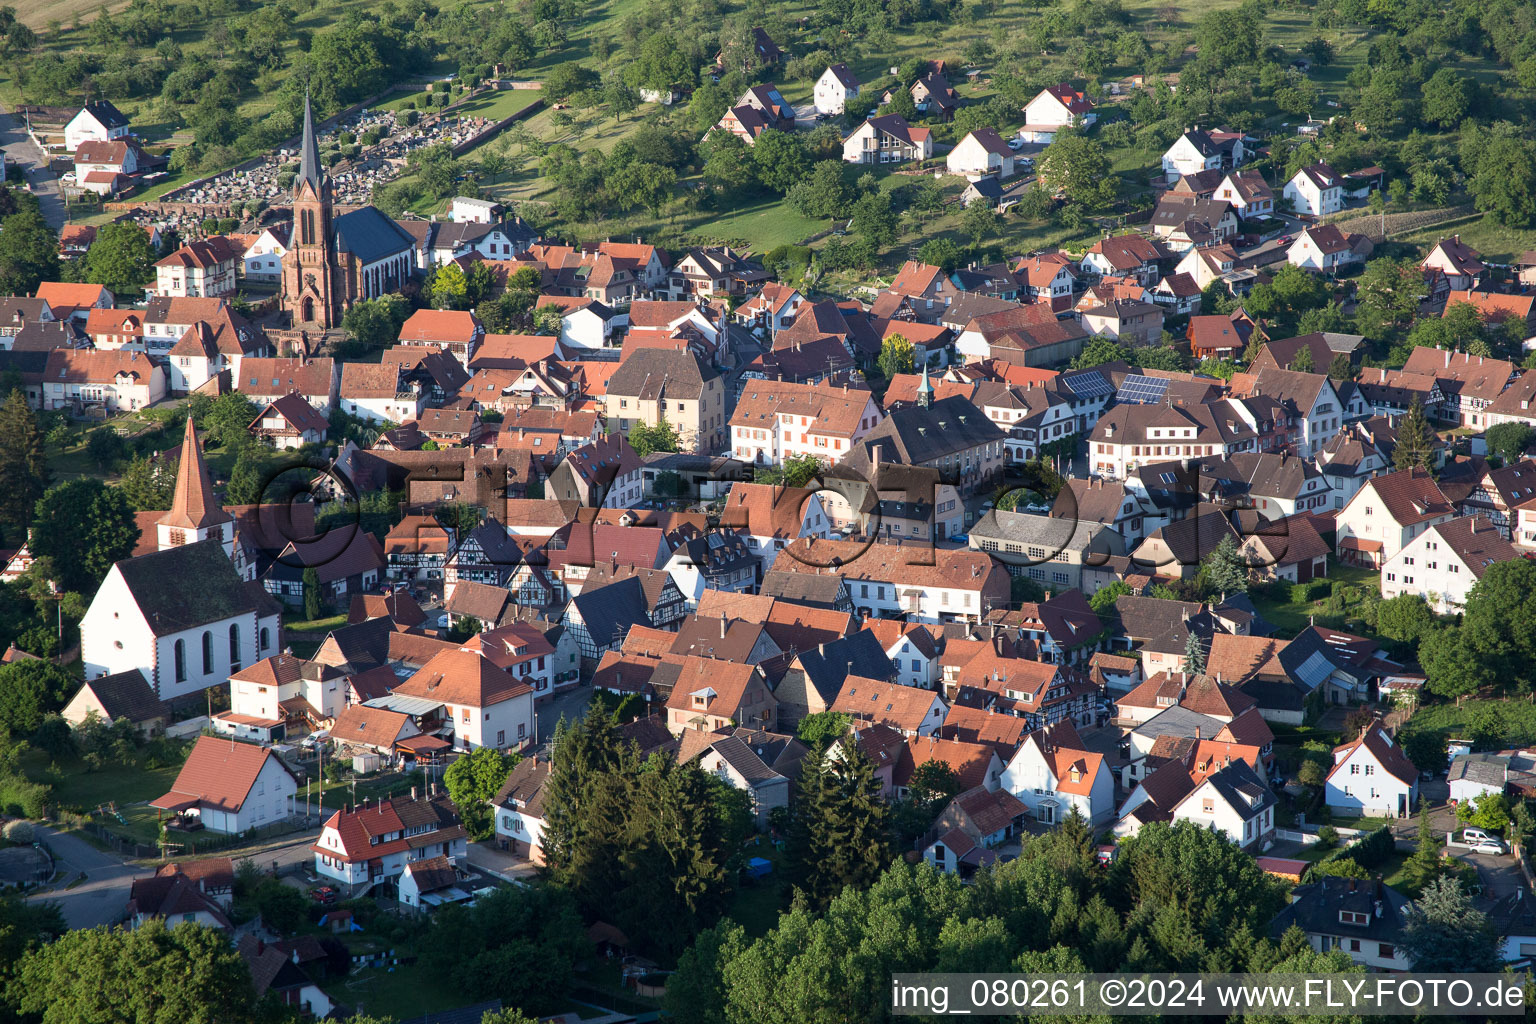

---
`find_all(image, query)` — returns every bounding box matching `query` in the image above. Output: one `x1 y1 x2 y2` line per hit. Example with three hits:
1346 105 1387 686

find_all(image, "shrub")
2 819 35 843
1315 824 1339 849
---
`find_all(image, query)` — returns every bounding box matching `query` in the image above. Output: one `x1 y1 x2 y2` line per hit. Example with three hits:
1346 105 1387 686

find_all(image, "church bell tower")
282 91 339 329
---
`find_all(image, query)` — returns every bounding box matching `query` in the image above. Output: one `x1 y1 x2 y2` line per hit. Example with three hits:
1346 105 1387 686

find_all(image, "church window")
301 208 315 245
173 639 186 683
260 627 271 652
201 630 214 674
229 624 240 668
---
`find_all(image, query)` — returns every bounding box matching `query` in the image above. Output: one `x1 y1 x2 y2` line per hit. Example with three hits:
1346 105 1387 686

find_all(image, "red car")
309 886 338 905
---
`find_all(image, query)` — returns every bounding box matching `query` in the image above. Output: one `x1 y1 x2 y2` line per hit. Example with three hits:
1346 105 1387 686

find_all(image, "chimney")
1195 725 1201 740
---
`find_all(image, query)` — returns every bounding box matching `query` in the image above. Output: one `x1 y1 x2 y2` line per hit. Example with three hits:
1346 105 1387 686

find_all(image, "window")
497 730 505 745
228 624 240 666
1379 944 1395 959
1340 910 1368 925
260 627 271 652
173 639 187 682
201 631 213 674
1202 798 1215 813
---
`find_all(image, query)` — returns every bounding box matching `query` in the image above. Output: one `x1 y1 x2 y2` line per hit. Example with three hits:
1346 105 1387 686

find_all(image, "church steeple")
157 417 233 555
917 361 934 408
297 89 323 196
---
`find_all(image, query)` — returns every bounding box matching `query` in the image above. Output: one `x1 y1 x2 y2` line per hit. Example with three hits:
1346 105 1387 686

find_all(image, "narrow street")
0 102 66 230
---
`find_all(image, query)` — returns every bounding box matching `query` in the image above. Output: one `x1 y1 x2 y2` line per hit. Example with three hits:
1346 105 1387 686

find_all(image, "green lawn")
723 838 787 938
1398 698 1536 749
1397 216 1536 264
1247 562 1382 639
324 959 463 1020
22 741 189 814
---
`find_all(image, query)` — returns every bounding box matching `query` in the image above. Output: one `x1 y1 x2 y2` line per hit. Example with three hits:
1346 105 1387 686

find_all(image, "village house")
1335 467 1456 567
240 224 290 283
1079 234 1171 287
1325 722 1418 817
383 515 457 582
946 128 1016 181
1420 235 1485 296
603 348 725 453
60 669 170 735
154 237 241 299
1287 224 1372 273
1282 162 1345 217
1380 515 1520 613
1000 719 1115 825
65 99 130 151
1161 128 1248 181
695 729 810 827
312 790 467 897
248 393 328 449
237 356 338 414
127 859 234 931
813 63 860 116
1270 876 1413 972
40 348 165 415
1215 169 1275 218
831 675 948 737
842 115 933 165
391 648 536 751
922 787 1028 876
151 735 298 833
1019 83 1096 143
728 378 882 467
494 755 550 864
664 656 778 734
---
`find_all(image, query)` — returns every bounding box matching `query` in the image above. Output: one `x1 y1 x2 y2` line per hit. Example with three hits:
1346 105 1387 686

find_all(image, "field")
20 741 188 813
1246 561 1381 639
1399 698 1536 749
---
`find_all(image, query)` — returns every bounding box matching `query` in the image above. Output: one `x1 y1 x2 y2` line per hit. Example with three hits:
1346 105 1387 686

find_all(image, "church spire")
917 361 933 408
297 88 322 195
160 417 233 533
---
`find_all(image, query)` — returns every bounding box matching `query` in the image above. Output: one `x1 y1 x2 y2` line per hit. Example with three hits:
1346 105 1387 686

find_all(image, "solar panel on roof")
1115 374 1171 405
1062 370 1114 398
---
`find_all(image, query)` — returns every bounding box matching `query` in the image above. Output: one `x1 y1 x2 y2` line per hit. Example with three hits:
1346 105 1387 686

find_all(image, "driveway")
535 682 598 746
0 103 66 230
1458 849 1524 906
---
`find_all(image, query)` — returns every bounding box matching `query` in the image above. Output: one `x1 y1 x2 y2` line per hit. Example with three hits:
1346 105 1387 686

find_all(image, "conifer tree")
1393 396 1436 474
0 388 47 537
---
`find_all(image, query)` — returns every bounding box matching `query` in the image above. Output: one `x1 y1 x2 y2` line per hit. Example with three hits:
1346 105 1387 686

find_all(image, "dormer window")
1340 910 1368 925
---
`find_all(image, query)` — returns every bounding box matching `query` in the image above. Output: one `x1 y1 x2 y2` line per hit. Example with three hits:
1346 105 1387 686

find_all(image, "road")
28 823 323 930
0 103 66 230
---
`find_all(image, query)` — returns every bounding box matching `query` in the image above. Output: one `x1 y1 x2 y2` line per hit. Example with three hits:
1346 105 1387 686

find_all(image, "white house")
1168 759 1276 851
1215 169 1274 219
1019 84 1096 143
390 648 536 751
149 736 297 833
999 720 1115 825
1448 752 1509 806
64 100 130 152
842 115 933 165
494 756 550 865
720 482 834 567
729 379 883 467
813 63 861 116
1161 128 1248 181
1282 162 1345 217
1324 722 1419 817
154 237 240 299
1380 515 1520 613
313 791 468 896
1287 224 1369 274
946 128 1015 181
450 196 503 223
240 225 290 283
338 362 425 424
1335 467 1455 567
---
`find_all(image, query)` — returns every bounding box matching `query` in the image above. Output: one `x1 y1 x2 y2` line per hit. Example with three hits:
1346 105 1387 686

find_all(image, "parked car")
308 886 338 905
1462 827 1495 844
1469 838 1508 855
1007 138 1025 151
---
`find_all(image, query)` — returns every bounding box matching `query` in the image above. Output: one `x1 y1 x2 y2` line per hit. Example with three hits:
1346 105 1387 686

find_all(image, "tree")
908 759 959 805
1421 68 1471 130
532 303 566 336
961 200 1001 247
1470 137 1536 228
795 711 851 752
544 63 600 100
1456 791 1511 833
340 294 411 357
666 922 747 1024
780 454 821 488
85 428 127 470
29 479 137 593
1089 580 1131 614
1403 730 1448 775
1355 257 1423 341
1182 628 1206 676
81 222 156 294
203 392 258 448
444 746 518 841
751 130 811 195
1419 625 1488 701
851 191 897 250
877 334 915 380
1288 346 1314 373
1071 338 1129 369
303 566 323 621
0 207 60 297
1038 134 1116 209
430 261 471 309
0 658 74 735
1486 422 1534 465
1405 803 1443 885
786 746 892 910
915 237 962 272
1327 353 1354 380
14 918 260 1024
628 419 681 457
1376 594 1434 650
788 160 851 220
1461 558 1536 695
1399 876 1502 971
1201 533 1248 598
223 447 265 505
0 388 47 536
1392 397 1436 473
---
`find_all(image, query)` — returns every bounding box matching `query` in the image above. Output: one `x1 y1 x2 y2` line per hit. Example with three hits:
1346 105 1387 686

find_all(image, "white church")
80 417 283 703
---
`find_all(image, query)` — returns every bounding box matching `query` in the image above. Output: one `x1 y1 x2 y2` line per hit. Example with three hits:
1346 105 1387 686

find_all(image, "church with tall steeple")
280 92 417 330
157 415 235 557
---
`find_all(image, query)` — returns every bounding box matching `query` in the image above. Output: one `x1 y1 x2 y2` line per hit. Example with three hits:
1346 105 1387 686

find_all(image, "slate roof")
72 669 167 724
791 631 896 703
333 206 416 264
493 756 551 817
1269 876 1409 942
116 540 260 635
570 576 654 646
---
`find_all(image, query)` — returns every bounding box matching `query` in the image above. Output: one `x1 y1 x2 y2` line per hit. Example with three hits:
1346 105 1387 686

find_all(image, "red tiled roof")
152 736 294 814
